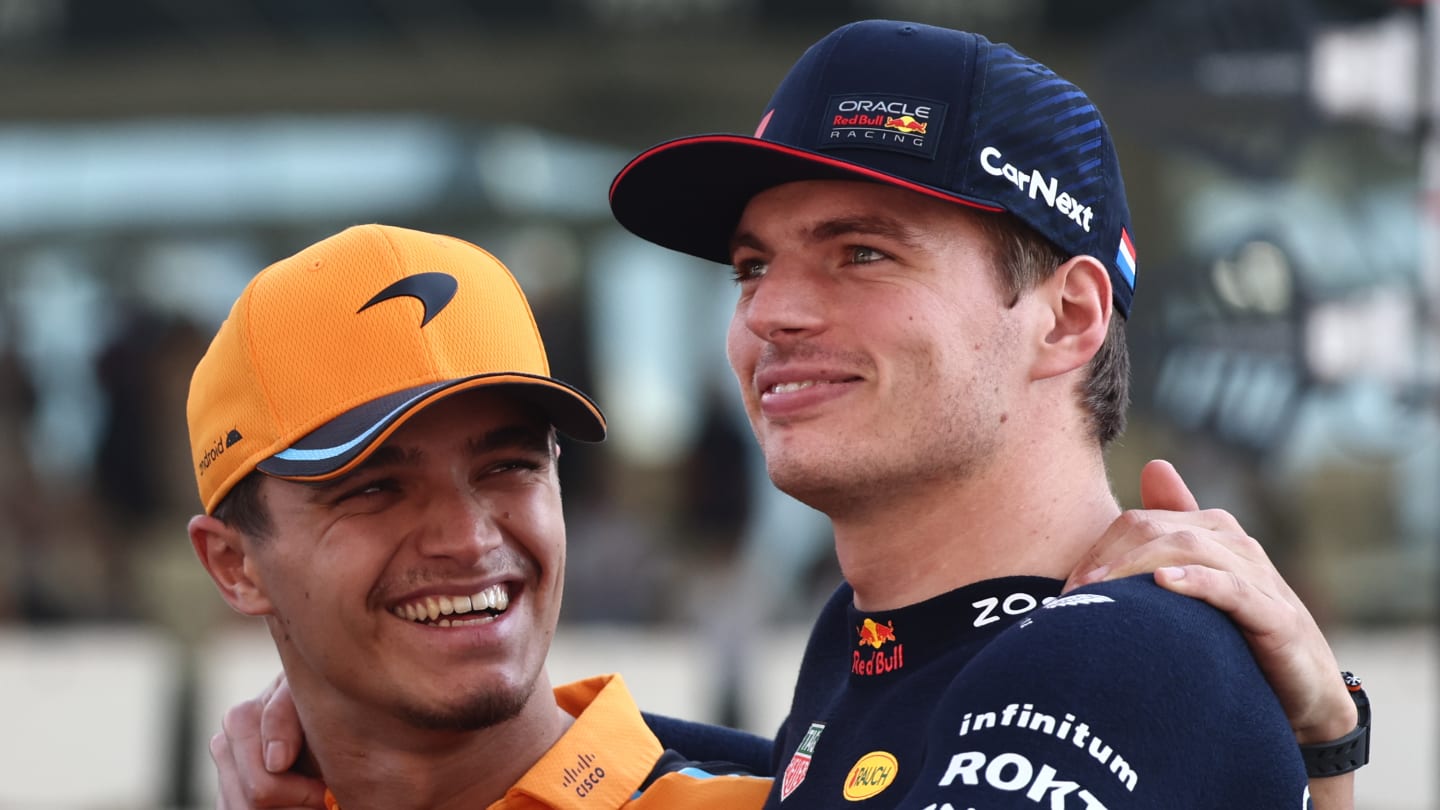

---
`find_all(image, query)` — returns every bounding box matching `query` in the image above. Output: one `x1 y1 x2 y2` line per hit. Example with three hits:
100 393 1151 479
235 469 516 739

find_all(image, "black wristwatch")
1300 671 1371 778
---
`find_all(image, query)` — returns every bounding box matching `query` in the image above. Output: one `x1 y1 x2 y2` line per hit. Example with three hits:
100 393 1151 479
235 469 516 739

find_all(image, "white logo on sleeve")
1018 592 1115 629
1042 593 1115 610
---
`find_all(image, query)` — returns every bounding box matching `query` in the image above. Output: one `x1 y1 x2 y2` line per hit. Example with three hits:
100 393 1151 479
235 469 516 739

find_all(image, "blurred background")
0 0 1434 808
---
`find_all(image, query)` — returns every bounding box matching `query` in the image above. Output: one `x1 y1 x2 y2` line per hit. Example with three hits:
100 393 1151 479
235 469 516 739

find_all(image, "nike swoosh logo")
358 272 459 327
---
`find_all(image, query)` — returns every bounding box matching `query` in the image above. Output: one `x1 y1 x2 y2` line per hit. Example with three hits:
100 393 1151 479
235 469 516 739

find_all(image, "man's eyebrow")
464 425 554 456
729 215 922 259
729 230 768 260
808 215 922 246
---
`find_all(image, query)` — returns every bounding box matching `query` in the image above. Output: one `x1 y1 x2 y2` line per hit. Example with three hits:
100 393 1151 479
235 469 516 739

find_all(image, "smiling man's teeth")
770 381 819 394
392 584 511 624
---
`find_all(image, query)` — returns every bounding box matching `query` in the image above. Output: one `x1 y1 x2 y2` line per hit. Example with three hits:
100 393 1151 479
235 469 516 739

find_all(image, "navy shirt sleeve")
642 712 776 776
898 575 1309 809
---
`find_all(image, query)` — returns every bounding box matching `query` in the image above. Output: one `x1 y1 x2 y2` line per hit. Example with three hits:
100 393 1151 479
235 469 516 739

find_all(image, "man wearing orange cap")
187 224 773 810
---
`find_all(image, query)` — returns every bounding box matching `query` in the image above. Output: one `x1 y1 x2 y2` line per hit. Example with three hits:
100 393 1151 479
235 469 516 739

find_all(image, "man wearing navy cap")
610 19 1365 809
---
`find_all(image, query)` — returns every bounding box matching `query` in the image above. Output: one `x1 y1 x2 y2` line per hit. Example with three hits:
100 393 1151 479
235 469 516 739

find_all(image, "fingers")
1152 564 1288 643
259 677 304 774
1064 509 1266 593
212 685 326 810
1101 519 1267 578
1064 458 1267 593
1139 459 1199 512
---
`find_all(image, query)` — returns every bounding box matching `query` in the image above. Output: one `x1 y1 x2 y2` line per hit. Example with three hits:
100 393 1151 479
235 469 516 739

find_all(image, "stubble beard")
763 378 1001 521
395 677 538 732
748 322 1015 520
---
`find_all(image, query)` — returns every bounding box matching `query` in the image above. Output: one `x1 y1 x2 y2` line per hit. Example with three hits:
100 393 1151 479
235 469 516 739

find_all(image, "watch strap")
1300 671 1370 778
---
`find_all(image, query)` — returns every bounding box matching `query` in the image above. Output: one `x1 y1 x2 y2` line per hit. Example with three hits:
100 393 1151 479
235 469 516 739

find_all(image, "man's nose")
739 261 828 343
412 486 503 565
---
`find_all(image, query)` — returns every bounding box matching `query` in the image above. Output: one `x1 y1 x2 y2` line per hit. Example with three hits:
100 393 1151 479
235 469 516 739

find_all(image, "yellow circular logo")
842 751 899 801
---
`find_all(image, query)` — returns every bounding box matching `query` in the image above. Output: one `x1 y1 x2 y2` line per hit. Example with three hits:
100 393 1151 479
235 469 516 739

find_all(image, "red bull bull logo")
854 618 904 676
857 618 897 649
883 115 928 135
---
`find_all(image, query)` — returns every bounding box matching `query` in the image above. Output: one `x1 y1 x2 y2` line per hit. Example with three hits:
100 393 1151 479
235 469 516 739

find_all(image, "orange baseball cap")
186 224 606 514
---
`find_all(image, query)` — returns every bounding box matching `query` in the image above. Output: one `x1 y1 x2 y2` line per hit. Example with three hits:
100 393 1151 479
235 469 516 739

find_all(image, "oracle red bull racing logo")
854 618 904 675
820 94 946 159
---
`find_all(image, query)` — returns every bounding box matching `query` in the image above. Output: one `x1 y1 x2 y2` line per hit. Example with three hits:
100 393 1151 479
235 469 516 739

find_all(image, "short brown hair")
211 471 273 540
976 213 1130 446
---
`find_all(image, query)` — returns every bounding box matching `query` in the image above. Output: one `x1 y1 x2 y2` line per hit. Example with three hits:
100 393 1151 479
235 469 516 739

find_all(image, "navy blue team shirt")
757 574 1311 809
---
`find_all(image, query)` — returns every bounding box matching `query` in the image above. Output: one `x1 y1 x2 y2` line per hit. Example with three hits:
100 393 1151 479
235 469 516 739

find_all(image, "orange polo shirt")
324 673 772 810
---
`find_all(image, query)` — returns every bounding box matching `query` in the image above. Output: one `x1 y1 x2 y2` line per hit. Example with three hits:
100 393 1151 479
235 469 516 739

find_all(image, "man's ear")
1029 255 1112 381
188 514 273 616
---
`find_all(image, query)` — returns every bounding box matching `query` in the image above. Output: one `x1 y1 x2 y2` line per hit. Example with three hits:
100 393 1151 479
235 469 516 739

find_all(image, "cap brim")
609 134 1004 265
256 373 605 480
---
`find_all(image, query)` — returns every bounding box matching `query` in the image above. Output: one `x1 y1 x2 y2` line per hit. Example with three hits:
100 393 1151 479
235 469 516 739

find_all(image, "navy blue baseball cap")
609 19 1139 318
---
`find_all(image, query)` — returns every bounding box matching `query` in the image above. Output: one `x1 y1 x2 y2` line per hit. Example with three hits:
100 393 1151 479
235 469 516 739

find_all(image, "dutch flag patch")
1114 228 1137 289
